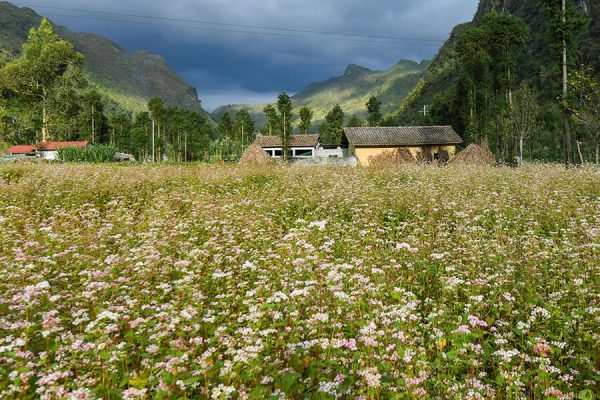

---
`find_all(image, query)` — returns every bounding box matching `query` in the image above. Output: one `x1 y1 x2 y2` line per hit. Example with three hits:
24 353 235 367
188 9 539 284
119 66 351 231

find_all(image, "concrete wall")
292 156 358 167
352 145 456 167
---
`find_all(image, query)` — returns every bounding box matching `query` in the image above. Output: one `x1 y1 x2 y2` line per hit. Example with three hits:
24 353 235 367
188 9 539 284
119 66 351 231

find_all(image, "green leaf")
577 389 594 400
282 372 300 392
249 386 268 399
446 350 459 361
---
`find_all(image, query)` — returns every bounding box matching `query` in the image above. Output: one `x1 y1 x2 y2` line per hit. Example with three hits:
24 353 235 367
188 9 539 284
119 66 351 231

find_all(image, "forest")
391 0 600 164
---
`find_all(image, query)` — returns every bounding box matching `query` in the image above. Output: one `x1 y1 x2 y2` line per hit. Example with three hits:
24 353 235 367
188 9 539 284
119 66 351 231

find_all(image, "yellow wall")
352 146 456 167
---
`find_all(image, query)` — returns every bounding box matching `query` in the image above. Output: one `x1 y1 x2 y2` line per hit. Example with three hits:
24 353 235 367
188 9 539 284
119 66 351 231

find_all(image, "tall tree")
366 96 382 126
510 83 539 165
298 106 313 134
542 0 586 165
80 90 108 143
0 18 83 141
148 97 165 162
570 66 600 163
262 104 279 136
277 92 293 161
233 109 255 144
217 112 234 141
319 105 345 145
347 114 363 127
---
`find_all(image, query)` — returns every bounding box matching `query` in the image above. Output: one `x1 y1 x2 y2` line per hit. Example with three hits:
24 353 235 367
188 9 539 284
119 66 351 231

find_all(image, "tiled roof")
4 145 37 154
40 141 90 151
343 126 463 147
254 135 320 148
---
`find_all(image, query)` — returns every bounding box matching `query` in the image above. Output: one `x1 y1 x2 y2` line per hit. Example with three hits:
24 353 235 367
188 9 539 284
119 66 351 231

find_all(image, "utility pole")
562 0 573 166
151 119 155 163
91 104 95 143
419 105 429 117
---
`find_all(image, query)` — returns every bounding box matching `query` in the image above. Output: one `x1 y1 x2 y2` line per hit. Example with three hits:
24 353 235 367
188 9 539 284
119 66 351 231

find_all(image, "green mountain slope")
392 0 600 129
212 60 428 129
0 1 209 116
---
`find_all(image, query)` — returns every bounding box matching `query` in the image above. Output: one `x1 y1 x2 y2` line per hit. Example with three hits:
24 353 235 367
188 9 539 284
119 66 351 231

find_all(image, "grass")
0 164 598 399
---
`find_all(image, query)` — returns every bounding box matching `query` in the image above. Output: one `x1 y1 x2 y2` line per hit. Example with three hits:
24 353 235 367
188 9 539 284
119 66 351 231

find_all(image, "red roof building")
40 141 89 151
4 145 38 155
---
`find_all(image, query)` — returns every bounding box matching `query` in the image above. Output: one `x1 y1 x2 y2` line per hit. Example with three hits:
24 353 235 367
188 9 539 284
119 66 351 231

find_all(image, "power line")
14 3 445 45
43 12 442 46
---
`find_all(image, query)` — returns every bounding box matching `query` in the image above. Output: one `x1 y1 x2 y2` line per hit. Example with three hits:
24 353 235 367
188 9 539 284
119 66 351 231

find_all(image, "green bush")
57 144 117 163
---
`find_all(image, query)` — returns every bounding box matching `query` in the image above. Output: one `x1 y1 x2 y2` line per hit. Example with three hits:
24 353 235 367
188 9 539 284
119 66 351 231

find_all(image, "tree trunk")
562 0 573 166
41 98 49 142
519 136 524 166
576 141 584 164
91 104 95 143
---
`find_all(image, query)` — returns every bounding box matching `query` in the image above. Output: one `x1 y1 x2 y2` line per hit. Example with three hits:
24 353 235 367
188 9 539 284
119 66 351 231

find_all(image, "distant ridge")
0 1 211 116
212 59 428 129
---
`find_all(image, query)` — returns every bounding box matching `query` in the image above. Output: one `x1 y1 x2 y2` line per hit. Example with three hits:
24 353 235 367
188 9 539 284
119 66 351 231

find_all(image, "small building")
343 126 463 167
39 141 90 160
253 135 320 159
4 145 37 157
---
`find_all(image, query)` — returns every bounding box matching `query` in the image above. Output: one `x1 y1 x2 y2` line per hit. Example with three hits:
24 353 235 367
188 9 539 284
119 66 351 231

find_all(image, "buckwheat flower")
174 260 191 267
502 292 515 302
96 310 119 322
122 387 148 400
260 376 273 385
36 281 51 290
180 310 193 320
456 324 471 334
308 220 327 231
311 313 329 323
468 315 488 328
146 344 159 354
211 384 235 399
242 261 256 271
359 367 381 388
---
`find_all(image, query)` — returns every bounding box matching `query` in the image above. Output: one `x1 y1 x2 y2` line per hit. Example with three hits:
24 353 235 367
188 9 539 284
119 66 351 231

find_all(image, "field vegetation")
0 164 598 399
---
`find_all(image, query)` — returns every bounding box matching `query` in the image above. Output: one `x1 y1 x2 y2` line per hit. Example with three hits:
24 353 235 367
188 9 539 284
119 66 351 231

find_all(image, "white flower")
36 281 51 290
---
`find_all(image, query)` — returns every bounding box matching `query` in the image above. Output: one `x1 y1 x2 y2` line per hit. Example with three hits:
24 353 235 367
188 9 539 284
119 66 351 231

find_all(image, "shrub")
57 144 117 163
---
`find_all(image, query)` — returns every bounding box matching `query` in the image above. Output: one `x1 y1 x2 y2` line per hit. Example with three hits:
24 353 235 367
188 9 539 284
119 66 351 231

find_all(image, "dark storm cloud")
23 0 479 110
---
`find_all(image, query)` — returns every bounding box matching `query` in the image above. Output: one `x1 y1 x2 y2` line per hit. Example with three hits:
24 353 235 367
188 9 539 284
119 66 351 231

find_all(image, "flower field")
0 164 598 400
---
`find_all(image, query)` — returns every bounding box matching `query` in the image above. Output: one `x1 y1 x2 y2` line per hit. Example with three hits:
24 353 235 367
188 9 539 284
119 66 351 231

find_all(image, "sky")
19 0 479 111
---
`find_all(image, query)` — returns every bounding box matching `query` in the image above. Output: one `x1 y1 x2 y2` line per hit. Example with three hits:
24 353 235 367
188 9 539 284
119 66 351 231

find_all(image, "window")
294 149 313 157
274 150 282 157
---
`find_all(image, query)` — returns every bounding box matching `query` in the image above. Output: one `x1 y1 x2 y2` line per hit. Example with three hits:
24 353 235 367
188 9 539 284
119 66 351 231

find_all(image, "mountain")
391 0 600 129
212 59 429 129
0 1 209 116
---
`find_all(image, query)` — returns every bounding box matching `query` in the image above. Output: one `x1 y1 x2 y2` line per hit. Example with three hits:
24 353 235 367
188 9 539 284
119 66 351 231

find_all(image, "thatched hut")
450 142 496 165
239 144 273 164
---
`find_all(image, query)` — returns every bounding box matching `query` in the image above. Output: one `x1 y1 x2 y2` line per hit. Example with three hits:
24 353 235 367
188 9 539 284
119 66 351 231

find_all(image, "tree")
233 109 255 144
347 114 363 127
570 66 600 164
541 0 586 165
148 97 165 162
217 112 234 141
319 105 345 145
0 18 83 141
510 84 539 165
262 104 279 136
298 106 313 134
277 92 293 161
80 90 108 143
366 96 382 126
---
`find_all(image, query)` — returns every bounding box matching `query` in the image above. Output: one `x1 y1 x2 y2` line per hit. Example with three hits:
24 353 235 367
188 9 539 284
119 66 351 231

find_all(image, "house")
39 141 90 160
343 126 463 166
253 135 320 159
4 145 38 157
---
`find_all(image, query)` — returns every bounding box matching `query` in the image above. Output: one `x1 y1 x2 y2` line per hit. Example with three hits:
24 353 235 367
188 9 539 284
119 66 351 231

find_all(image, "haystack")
239 144 272 164
368 148 416 166
450 142 496 165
